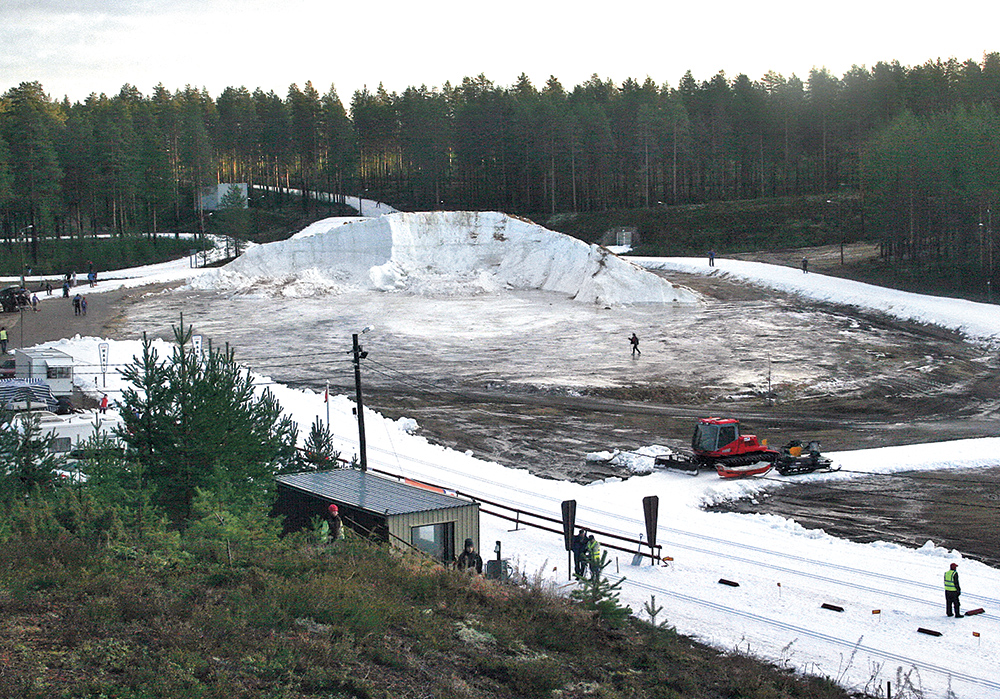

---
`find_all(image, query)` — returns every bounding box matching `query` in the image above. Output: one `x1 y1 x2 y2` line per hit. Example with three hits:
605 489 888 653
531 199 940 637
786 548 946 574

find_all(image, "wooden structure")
273 469 479 563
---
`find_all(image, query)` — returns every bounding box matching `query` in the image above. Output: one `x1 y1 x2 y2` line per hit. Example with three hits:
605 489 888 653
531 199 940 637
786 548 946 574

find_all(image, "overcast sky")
2 0 996 104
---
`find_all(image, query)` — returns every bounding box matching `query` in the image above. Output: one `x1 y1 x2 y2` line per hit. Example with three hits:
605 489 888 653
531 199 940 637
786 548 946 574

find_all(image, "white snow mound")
194 211 699 305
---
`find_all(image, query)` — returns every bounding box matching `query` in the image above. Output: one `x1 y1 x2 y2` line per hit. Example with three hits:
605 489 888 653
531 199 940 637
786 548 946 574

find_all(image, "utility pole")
352 332 368 472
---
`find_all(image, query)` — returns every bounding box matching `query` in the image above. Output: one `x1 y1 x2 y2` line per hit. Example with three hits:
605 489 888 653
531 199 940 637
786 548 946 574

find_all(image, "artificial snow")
193 212 701 305
633 256 1000 345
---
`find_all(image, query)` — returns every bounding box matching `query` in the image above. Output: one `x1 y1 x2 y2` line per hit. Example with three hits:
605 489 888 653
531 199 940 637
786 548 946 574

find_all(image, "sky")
1 0 997 105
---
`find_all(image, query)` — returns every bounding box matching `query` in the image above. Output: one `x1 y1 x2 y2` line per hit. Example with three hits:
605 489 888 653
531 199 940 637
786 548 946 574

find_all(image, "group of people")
72 294 88 316
572 529 602 580
324 500 964 611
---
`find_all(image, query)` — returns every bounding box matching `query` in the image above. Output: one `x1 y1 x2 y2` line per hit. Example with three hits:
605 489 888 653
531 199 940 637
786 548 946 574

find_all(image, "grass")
0 497 867 699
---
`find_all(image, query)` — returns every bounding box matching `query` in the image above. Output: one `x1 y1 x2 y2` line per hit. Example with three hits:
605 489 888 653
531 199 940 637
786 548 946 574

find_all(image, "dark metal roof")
276 469 474 516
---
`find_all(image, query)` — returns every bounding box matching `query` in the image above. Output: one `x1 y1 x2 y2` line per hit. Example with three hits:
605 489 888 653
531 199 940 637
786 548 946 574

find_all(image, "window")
46 366 71 380
410 521 455 562
717 425 737 448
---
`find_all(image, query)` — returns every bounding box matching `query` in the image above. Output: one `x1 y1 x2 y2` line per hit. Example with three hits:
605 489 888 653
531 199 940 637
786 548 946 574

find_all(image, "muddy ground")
117 264 1000 474
72 258 1000 567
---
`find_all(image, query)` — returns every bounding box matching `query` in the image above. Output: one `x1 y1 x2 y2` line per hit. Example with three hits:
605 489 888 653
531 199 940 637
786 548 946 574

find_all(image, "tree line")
1 53 999 272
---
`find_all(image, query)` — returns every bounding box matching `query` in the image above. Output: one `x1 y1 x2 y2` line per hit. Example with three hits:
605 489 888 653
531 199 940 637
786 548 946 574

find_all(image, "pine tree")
0 411 61 498
116 319 299 523
570 550 633 627
302 416 339 469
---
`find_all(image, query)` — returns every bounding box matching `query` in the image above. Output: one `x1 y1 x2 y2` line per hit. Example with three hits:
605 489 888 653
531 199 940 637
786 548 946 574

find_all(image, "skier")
945 562 963 618
629 333 641 357
456 538 483 575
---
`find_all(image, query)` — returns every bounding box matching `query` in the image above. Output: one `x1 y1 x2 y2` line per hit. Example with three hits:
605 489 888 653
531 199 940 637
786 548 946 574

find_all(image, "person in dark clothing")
571 529 589 577
456 538 483 574
945 562 963 617
72 294 82 316
801 257 809 273
629 333 641 357
708 249 715 267
327 503 344 543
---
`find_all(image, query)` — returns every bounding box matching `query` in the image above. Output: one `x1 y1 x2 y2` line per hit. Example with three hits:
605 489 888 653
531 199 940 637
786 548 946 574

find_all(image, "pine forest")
2 53 1000 277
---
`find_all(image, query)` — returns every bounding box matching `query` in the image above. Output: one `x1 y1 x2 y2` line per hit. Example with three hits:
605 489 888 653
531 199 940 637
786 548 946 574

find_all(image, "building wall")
388 503 480 559
13 350 73 396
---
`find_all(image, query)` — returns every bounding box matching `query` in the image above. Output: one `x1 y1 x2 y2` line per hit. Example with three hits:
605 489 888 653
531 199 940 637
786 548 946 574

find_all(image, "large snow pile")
193 211 699 305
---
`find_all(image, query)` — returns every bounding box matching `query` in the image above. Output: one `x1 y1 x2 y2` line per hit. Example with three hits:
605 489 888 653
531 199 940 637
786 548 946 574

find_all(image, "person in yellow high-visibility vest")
944 562 963 618
586 534 601 580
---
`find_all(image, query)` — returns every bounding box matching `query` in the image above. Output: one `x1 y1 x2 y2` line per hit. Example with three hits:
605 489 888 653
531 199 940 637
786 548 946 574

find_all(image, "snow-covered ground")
634 256 1000 346
33 217 1000 698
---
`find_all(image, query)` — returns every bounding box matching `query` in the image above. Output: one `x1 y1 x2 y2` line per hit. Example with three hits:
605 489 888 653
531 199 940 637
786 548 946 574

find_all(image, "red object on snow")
965 608 986 616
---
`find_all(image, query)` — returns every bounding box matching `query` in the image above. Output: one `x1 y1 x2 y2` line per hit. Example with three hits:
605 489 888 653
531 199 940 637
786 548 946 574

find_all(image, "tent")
0 379 58 412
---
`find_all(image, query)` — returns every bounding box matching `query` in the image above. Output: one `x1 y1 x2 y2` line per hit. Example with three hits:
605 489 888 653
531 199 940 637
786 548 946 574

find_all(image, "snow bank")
194 211 699 305
634 256 1000 344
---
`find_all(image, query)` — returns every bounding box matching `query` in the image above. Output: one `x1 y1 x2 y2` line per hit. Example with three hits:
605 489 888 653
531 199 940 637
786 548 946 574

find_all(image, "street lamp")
352 326 375 471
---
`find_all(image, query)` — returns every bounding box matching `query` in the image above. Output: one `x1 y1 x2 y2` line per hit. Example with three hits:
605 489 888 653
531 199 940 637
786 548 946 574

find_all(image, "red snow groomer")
654 417 779 478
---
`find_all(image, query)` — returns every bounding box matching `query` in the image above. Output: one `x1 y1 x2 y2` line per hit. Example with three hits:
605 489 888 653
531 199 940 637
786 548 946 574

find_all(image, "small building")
197 183 248 211
273 469 480 563
14 348 74 397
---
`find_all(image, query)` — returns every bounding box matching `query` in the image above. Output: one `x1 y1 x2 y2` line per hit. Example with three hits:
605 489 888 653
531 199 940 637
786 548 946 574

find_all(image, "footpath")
1 282 147 351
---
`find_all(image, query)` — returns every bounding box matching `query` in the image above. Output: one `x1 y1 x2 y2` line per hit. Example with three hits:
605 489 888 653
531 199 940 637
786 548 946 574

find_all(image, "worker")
586 534 602 580
456 538 483 575
327 503 344 543
945 562 962 618
571 528 589 578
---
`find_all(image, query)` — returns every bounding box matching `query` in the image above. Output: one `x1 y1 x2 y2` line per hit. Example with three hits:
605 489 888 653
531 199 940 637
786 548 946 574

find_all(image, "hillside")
0 508 858 699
